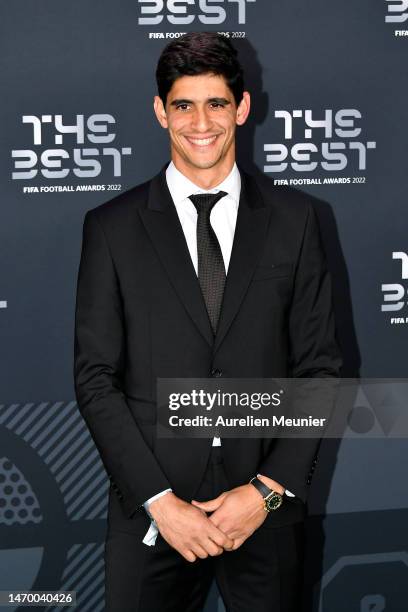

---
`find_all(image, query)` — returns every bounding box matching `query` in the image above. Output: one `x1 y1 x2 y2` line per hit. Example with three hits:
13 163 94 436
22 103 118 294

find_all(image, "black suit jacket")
74 161 342 531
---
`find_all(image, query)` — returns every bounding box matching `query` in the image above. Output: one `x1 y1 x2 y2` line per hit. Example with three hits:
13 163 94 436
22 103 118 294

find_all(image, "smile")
185 135 219 147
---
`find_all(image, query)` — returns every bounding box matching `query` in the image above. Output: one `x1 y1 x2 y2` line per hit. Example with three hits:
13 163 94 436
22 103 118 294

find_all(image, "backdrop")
1 1 407 610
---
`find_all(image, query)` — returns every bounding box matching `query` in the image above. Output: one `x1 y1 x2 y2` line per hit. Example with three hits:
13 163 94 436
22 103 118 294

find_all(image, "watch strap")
249 476 272 499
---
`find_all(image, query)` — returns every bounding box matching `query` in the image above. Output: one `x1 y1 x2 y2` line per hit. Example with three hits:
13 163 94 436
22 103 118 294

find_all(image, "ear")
153 95 168 129
236 91 250 127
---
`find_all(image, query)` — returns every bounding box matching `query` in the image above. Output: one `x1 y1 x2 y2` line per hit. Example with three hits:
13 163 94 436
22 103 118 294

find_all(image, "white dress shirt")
142 161 293 546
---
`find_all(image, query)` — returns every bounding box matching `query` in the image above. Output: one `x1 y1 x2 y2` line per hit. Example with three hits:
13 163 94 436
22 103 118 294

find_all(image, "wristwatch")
249 476 283 512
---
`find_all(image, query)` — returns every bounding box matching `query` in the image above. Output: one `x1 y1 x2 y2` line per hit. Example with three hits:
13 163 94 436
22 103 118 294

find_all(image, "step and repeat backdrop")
1 1 407 610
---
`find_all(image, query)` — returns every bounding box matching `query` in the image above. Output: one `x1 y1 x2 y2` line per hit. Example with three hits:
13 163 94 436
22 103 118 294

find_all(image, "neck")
171 151 235 190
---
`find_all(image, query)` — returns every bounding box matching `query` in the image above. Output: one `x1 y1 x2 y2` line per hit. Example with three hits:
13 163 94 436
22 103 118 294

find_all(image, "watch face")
266 492 283 511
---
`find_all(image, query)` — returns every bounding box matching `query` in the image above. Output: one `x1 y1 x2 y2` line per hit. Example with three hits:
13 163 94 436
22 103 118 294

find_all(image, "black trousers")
105 446 305 612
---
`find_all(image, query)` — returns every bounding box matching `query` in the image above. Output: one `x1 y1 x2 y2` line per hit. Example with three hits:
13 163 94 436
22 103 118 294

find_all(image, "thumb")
191 493 226 512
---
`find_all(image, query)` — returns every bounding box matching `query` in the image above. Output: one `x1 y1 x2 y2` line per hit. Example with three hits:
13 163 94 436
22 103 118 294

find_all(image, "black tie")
188 191 228 334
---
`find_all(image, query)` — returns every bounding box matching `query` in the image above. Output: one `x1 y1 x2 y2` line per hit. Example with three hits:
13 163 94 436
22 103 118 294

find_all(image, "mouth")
184 135 220 149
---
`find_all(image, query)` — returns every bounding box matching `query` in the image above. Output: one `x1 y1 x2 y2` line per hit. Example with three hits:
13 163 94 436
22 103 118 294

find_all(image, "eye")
176 103 190 111
210 102 225 109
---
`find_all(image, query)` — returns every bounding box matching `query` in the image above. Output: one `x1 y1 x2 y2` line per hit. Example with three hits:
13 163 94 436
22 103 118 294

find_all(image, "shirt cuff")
143 521 159 546
142 488 172 547
143 488 172 515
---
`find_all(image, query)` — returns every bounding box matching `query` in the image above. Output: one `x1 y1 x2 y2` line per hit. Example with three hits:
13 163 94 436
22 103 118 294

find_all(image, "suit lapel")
139 163 214 347
213 167 272 354
139 162 272 352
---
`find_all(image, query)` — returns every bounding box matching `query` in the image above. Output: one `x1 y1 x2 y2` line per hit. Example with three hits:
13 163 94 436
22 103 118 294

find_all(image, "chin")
191 160 219 170
186 154 224 170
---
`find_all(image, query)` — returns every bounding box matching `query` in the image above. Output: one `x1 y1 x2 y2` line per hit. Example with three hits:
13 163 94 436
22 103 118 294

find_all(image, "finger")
231 537 245 551
209 525 234 550
208 513 221 527
191 494 226 512
192 544 209 560
209 515 232 536
204 538 223 557
182 549 197 563
191 500 222 512
207 510 228 529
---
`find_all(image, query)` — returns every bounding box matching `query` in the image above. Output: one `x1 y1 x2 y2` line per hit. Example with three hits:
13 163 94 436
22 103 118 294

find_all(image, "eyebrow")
169 97 231 107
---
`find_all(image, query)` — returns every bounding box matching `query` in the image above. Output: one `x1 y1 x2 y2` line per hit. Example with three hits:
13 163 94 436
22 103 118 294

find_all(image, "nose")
191 105 213 132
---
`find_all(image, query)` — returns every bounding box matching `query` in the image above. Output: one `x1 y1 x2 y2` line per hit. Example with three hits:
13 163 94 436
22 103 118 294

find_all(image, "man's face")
154 73 250 172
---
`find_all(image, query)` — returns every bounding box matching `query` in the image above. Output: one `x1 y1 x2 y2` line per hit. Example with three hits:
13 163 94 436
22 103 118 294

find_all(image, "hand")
148 492 234 562
192 483 267 551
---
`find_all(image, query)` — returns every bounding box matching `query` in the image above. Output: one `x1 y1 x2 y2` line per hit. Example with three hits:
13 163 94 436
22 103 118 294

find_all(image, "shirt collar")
165 160 241 209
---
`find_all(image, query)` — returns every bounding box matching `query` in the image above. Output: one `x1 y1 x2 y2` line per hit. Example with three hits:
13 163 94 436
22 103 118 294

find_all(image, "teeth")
188 136 217 146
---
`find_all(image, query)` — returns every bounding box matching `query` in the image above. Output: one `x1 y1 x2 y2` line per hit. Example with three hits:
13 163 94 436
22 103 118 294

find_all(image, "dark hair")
156 32 244 107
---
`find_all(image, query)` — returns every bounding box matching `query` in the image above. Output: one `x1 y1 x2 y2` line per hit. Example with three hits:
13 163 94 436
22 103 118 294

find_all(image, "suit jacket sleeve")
258 201 342 502
74 209 171 518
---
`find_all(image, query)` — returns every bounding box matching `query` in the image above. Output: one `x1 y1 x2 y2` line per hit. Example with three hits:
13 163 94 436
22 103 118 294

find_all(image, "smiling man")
74 32 342 612
154 71 247 182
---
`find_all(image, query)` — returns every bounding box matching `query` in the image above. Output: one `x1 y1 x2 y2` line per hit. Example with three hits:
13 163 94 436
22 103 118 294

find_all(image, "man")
74 32 341 612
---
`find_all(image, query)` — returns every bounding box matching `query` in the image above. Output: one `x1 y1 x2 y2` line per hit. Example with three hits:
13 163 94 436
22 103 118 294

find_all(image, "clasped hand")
149 484 268 562
192 483 268 551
